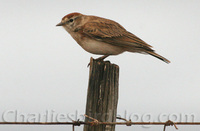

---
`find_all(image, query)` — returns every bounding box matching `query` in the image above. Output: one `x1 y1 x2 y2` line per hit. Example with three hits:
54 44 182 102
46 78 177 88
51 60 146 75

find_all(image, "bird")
56 12 170 63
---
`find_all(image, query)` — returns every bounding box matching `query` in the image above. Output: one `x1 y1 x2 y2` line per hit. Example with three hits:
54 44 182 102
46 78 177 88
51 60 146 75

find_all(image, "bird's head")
56 12 84 32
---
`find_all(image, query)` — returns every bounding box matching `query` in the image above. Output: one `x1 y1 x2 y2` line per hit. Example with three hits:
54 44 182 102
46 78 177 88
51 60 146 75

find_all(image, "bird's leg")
95 55 109 61
87 55 109 67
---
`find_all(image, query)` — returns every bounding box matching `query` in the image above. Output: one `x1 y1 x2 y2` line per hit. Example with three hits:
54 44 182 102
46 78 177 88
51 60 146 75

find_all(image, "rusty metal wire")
0 115 200 131
1 121 200 125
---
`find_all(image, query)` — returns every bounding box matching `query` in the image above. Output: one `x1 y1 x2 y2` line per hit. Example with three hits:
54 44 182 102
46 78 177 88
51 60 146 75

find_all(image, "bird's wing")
82 20 153 50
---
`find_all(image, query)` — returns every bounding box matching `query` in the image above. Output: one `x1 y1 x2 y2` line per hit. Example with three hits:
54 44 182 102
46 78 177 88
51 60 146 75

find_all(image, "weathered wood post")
84 58 119 131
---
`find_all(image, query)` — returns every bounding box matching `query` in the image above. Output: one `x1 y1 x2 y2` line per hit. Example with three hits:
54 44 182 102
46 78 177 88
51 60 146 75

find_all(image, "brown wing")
82 18 153 50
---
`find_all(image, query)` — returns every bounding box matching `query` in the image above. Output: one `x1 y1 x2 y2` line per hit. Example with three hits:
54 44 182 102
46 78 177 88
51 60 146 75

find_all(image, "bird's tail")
146 51 170 64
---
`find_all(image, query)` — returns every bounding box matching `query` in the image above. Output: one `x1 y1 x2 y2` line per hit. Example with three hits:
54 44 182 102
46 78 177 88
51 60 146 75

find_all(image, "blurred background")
0 0 200 131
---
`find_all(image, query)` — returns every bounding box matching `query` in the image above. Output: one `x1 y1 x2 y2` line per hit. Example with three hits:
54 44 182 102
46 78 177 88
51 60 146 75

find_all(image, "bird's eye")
69 19 73 22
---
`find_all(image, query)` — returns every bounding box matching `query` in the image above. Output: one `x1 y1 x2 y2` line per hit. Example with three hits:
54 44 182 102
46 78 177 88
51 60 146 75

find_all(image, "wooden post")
84 58 119 131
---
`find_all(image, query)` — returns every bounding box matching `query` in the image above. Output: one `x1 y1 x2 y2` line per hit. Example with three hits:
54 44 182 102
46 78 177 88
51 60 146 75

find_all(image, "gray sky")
0 0 200 131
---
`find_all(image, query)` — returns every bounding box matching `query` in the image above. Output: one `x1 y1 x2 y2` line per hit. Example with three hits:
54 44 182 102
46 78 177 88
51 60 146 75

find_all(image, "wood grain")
84 58 119 131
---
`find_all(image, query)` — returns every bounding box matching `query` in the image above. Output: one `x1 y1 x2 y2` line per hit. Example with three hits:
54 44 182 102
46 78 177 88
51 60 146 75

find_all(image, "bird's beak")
56 22 64 26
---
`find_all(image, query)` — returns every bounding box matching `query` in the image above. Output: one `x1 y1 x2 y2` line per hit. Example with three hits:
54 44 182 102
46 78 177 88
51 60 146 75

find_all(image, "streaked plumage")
57 12 170 63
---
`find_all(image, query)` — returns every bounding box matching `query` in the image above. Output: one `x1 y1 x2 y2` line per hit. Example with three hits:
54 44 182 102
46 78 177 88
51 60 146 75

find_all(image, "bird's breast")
70 32 125 55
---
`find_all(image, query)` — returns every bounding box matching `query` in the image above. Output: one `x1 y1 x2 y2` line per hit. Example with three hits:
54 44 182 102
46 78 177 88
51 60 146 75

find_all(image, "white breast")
81 38 125 55
69 31 124 55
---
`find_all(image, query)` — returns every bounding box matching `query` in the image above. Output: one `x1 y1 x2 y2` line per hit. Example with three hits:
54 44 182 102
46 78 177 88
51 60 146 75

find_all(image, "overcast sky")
0 0 200 131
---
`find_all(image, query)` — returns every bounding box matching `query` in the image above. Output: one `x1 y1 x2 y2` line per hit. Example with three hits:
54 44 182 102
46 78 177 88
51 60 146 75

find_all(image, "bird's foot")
95 55 109 61
87 55 109 67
